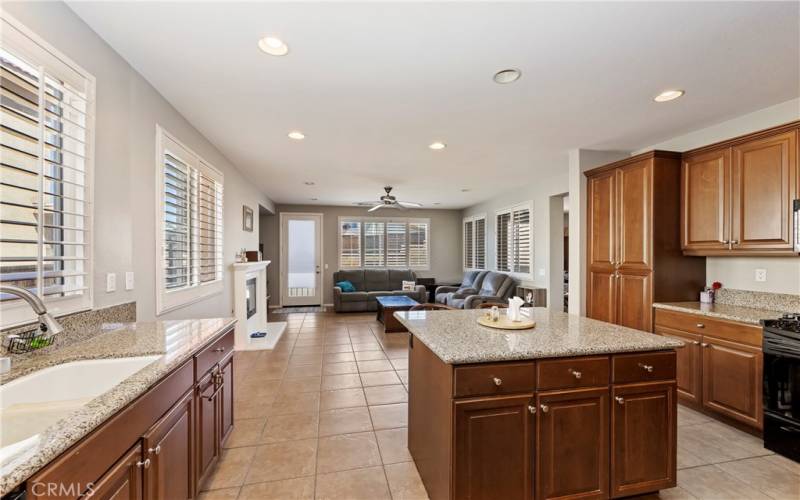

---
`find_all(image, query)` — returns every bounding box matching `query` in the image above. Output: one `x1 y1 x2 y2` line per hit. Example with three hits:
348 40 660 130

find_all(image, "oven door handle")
779 426 800 433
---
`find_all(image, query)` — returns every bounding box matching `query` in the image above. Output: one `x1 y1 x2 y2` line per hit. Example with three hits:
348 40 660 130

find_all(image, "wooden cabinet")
536 388 609 500
219 356 234 444
196 370 220 487
143 390 193 500
611 382 676 498
454 395 534 500
702 337 762 428
88 444 144 500
655 327 702 405
681 123 799 255
586 152 705 331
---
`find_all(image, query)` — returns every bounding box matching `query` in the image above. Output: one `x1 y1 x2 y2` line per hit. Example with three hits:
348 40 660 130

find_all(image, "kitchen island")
394 307 682 500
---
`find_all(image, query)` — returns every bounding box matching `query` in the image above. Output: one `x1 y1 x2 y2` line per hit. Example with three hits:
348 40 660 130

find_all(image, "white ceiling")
68 1 799 209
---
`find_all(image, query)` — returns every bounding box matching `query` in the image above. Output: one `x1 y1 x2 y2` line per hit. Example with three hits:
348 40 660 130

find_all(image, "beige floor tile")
677 423 766 464
324 352 356 363
324 344 354 353
322 362 359 375
365 385 408 406
261 412 319 443
319 406 374 436
763 453 800 475
317 431 383 473
321 373 363 391
396 370 409 385
290 354 324 365
635 486 697 499
235 398 273 420
384 462 429 500
357 359 395 372
677 465 772 500
239 476 315 500
376 427 412 464
204 446 257 490
197 487 241 499
224 418 267 448
716 456 800 499
320 388 367 410
315 466 392 500
384 348 409 359
245 439 318 484
390 358 409 370
285 363 323 378
677 445 707 469
369 403 408 430
354 350 387 360
280 376 322 394
293 345 326 355
269 391 320 416
352 343 384 352
361 371 401 387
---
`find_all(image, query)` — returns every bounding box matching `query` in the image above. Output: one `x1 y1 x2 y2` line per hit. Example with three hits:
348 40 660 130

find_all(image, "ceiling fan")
356 186 422 212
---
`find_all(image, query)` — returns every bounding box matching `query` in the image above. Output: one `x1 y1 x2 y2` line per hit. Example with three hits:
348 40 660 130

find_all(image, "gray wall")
261 205 463 305
4 2 274 322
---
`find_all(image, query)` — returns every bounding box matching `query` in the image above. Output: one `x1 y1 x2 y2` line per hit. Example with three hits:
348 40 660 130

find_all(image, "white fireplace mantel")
230 260 286 350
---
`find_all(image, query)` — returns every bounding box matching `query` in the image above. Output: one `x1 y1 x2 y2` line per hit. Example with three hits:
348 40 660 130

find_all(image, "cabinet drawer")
195 328 234 379
654 309 761 347
453 362 535 398
613 351 676 384
537 356 609 390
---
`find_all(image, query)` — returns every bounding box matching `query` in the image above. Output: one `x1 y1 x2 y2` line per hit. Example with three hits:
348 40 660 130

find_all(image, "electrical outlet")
106 273 117 292
125 271 135 291
755 268 767 282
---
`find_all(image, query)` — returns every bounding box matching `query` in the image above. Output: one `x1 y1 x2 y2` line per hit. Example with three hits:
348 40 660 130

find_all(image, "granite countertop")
653 302 784 326
0 317 236 496
394 308 681 364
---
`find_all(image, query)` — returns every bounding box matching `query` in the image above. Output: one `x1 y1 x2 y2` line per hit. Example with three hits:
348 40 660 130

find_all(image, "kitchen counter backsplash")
1 302 136 356
714 289 800 313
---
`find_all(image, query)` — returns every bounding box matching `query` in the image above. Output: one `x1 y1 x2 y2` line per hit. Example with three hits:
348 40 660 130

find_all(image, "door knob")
136 458 151 469
615 396 625 405
638 363 654 373
569 369 582 379
696 323 705 328
528 405 536 414
693 341 700 345
701 343 709 347
492 377 502 386
540 404 549 413
148 445 161 455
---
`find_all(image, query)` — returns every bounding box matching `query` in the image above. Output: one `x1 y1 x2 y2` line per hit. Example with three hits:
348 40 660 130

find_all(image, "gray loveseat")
332 269 427 312
436 271 515 309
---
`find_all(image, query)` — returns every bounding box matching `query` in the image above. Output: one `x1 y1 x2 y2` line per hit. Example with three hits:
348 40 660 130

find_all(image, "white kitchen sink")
0 356 160 462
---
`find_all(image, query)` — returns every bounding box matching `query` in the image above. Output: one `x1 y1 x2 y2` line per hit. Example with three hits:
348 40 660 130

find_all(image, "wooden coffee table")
375 295 419 333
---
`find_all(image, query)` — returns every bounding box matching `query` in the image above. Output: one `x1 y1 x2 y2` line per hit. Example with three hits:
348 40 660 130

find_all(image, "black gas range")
762 313 800 463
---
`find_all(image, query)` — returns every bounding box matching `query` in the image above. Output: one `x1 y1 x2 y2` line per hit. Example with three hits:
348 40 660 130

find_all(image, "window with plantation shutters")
463 215 485 270
495 203 532 276
1 16 95 327
156 127 223 314
339 217 429 270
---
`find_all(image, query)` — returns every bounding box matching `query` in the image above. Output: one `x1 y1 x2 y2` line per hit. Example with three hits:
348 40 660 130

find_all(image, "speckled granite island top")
0 317 235 496
653 302 785 326
394 308 681 364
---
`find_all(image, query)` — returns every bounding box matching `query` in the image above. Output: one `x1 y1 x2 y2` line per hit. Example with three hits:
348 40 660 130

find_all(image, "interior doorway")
548 193 570 311
280 213 323 306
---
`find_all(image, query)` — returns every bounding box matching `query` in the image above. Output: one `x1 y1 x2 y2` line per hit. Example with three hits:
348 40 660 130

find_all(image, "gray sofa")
434 270 488 305
332 269 427 312
436 271 515 309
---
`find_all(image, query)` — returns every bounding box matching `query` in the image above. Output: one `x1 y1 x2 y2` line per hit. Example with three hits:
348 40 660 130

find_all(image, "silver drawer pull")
492 377 502 386
569 368 582 379
214 347 226 352
540 404 549 413
148 445 161 455
638 363 654 373
528 404 536 414
136 458 151 469
615 396 625 405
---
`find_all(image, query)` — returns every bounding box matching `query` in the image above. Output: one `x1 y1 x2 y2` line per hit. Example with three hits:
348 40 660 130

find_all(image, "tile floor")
199 311 800 500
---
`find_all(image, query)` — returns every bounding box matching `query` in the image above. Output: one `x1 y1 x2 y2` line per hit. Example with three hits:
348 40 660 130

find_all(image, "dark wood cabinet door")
587 270 616 324
143 390 193 500
536 388 609 500
682 148 731 251
219 356 234 445
588 171 617 268
88 444 143 500
702 337 763 429
454 394 534 500
615 272 652 332
611 382 676 498
731 130 797 251
617 160 651 271
655 327 702 405
196 369 220 489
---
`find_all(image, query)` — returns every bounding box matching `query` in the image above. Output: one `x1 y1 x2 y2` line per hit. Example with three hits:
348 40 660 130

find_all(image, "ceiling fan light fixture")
258 36 289 56
653 89 685 102
493 68 521 84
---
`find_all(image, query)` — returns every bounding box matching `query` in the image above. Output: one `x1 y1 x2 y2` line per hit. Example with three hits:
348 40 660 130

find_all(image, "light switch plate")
106 273 117 292
755 269 767 282
125 271 135 290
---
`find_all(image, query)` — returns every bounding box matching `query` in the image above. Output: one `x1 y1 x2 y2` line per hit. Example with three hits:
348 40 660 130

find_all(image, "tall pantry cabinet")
586 151 706 332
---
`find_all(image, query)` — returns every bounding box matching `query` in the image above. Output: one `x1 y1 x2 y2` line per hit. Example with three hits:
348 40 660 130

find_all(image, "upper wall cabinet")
681 123 799 256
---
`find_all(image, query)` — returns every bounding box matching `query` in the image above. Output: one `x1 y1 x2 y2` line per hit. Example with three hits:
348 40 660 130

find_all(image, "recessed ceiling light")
461 188 471 192
653 89 685 102
258 36 289 56
493 68 521 84
310 198 318 201
304 181 315 186
433 202 441 205
429 142 446 150
288 131 305 140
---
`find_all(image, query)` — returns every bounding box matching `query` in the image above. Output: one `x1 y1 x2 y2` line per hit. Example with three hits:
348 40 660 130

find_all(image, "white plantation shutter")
496 212 511 272
157 129 223 314
495 204 531 276
463 219 473 268
338 218 429 270
339 220 361 267
463 216 485 270
474 217 486 269
408 221 428 269
363 221 385 267
385 222 406 267
1 17 95 326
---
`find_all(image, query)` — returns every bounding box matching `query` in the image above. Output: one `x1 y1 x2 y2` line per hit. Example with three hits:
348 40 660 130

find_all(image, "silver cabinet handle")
638 363 654 373
540 404 549 413
492 377 502 386
569 368 582 379
214 347 226 352
731 240 739 245
528 404 536 414
696 323 705 328
615 396 625 405
148 445 161 455
136 458 151 469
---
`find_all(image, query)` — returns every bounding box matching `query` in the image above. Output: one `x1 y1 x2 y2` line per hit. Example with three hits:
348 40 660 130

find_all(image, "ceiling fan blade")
395 204 408 211
355 201 380 206
398 201 422 208
367 204 383 212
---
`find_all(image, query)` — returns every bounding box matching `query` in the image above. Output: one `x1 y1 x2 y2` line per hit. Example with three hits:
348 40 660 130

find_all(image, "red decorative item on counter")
712 281 723 290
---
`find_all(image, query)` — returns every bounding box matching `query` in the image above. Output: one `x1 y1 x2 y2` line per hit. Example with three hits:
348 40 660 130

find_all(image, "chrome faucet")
0 285 64 336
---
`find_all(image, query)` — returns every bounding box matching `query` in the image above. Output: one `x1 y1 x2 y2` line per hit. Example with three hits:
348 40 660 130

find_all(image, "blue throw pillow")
336 280 356 293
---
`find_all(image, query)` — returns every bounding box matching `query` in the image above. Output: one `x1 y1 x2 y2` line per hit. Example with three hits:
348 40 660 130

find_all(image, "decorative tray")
477 315 536 330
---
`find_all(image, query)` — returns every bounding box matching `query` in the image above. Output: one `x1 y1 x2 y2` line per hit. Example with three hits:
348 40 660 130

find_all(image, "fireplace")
246 277 257 319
